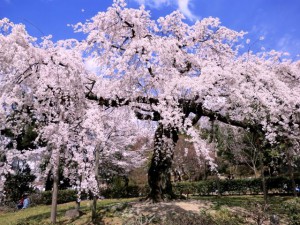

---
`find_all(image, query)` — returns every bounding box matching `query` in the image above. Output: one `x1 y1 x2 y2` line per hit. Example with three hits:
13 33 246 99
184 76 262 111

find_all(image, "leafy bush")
195 180 218 195
31 184 147 206
173 176 300 196
31 189 77 205
4 164 36 203
102 184 147 198
173 181 197 196
267 176 300 194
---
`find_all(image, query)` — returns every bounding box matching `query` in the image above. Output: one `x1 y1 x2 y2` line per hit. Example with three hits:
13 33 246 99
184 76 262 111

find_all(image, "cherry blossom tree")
0 19 149 224
0 18 91 222
80 104 149 220
1 0 300 206
77 0 300 202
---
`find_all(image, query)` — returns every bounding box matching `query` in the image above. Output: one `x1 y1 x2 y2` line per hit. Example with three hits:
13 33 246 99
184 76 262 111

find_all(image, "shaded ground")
0 196 298 224
98 196 294 225
100 200 215 225
98 200 287 225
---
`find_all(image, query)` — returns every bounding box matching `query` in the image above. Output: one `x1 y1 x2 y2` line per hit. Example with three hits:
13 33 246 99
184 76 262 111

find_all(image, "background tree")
172 135 213 182
3 160 36 203
0 19 89 223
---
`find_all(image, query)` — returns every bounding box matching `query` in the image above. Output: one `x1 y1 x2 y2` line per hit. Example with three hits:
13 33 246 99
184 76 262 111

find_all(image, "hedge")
31 189 77 205
101 184 149 198
30 176 299 205
30 185 148 205
173 176 300 196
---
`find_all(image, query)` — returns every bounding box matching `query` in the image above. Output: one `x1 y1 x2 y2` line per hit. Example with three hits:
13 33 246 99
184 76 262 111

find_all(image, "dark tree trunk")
216 174 221 197
92 144 101 221
203 160 208 180
51 149 60 224
260 152 268 204
75 200 80 211
147 124 179 202
287 150 297 197
92 196 97 221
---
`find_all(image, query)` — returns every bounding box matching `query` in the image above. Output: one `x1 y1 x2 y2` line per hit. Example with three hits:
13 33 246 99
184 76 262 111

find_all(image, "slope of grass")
0 198 137 225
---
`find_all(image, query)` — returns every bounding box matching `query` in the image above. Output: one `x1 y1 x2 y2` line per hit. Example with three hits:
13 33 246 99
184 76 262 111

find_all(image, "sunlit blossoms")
0 0 299 203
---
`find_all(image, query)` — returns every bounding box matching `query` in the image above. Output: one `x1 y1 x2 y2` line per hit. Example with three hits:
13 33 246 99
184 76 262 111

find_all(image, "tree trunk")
253 166 259 179
92 144 101 221
259 152 268 204
203 160 208 180
147 124 178 202
287 150 297 197
75 199 80 211
216 174 221 197
92 196 97 221
50 150 60 224
289 164 297 197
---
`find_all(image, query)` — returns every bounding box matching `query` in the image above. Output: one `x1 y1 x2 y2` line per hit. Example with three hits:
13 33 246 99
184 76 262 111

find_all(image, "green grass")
191 195 300 225
0 196 298 225
193 195 291 207
0 198 138 225
193 195 297 218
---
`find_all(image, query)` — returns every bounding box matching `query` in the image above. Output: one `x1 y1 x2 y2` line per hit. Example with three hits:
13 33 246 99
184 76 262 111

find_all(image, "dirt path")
172 200 212 212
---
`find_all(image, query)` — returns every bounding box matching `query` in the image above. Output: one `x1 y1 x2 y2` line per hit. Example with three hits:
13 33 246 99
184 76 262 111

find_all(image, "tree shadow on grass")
15 211 52 225
15 207 88 225
15 202 130 225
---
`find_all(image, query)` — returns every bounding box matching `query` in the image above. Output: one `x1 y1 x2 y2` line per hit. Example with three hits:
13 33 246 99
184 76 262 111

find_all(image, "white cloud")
177 0 198 21
250 25 269 40
135 0 170 8
133 0 198 21
277 35 300 54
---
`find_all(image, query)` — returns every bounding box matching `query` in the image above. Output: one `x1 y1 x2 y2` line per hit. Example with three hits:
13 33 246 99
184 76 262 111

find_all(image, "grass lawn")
192 195 293 212
0 198 138 225
0 195 298 225
192 195 299 224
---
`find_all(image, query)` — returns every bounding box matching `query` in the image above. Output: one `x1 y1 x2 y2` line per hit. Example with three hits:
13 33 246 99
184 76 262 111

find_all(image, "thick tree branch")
86 93 159 106
86 93 261 132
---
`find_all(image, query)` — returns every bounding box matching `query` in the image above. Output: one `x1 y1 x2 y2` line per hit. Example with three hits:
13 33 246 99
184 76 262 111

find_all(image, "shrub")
173 176 300 196
31 189 77 205
102 184 147 198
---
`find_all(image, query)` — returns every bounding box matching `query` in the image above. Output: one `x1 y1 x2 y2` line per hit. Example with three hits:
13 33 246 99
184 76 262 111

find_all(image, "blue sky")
1 0 299 58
